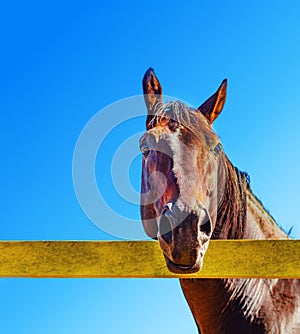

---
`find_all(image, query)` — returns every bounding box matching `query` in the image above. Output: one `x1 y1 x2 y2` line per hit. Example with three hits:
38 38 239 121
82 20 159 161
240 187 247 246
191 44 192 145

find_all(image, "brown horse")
140 68 300 333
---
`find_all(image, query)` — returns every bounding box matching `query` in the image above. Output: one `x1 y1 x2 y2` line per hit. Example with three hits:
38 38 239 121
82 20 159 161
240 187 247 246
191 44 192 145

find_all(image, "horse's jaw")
161 234 210 274
164 256 202 274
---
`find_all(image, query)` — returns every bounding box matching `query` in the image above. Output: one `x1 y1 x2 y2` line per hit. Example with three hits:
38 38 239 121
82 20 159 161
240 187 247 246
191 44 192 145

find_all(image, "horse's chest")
180 278 299 334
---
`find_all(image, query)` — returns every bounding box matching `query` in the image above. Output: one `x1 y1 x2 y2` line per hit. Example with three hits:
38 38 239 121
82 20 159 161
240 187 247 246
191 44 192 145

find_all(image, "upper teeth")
166 202 173 211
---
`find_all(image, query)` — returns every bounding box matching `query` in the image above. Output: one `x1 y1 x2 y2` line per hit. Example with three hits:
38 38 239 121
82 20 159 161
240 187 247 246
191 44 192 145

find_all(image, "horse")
139 68 300 333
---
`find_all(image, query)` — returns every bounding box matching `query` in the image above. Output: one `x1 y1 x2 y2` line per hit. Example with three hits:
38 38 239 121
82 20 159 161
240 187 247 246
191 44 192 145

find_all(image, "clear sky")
1 0 300 333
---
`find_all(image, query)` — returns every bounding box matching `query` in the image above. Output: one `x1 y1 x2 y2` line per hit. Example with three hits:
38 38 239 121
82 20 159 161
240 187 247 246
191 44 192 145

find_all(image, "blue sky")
1 0 300 333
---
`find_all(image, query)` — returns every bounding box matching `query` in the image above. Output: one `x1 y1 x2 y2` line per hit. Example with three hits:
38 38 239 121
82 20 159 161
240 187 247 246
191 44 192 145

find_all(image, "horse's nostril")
200 216 212 236
159 214 173 244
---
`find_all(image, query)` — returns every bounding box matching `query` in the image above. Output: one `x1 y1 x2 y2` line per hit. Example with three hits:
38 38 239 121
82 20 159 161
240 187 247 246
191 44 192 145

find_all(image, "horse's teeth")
166 202 173 210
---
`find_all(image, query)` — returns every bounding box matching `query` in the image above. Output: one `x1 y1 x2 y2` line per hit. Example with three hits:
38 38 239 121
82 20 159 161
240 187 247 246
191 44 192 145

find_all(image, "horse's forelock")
149 101 215 141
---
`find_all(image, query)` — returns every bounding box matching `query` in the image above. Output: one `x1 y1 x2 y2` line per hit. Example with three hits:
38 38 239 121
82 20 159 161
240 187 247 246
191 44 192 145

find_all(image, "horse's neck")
180 278 269 333
180 160 295 333
246 190 288 239
180 279 231 333
180 277 300 333
214 156 288 240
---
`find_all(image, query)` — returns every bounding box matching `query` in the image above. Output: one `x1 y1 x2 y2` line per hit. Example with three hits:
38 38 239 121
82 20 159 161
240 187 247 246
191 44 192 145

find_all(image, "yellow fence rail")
0 240 299 278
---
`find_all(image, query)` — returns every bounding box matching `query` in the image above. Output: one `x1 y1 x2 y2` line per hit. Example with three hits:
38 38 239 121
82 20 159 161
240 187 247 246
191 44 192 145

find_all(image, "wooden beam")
0 240 299 278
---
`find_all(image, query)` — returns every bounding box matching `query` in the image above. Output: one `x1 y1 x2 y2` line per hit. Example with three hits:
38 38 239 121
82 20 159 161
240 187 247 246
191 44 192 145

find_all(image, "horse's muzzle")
158 202 212 274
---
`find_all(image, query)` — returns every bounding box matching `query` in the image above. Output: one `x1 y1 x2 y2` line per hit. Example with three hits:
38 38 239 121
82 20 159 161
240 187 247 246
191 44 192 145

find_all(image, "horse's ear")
142 68 162 128
198 79 227 124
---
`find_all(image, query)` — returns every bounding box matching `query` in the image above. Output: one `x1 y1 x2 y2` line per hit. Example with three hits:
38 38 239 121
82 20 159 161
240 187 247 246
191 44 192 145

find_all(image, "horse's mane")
213 157 250 239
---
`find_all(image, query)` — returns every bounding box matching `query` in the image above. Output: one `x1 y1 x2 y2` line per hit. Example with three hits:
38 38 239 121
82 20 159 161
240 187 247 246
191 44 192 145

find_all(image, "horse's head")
140 68 227 273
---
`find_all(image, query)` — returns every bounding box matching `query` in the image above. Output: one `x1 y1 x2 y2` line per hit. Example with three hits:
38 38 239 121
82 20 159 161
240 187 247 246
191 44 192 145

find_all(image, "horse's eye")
140 145 150 156
212 143 222 156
